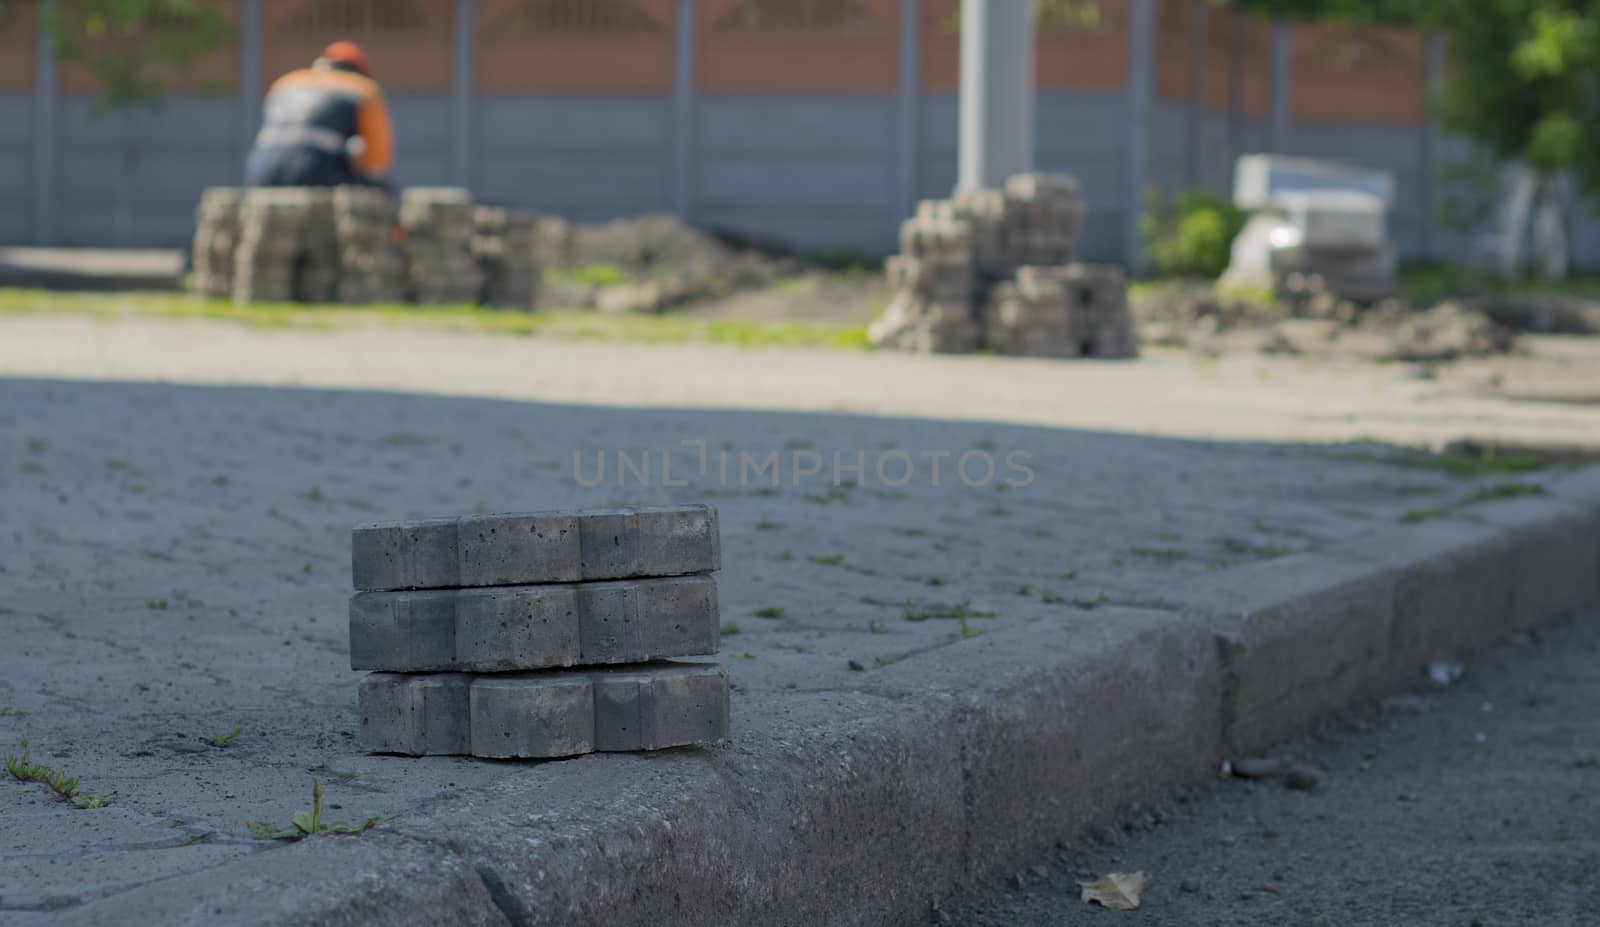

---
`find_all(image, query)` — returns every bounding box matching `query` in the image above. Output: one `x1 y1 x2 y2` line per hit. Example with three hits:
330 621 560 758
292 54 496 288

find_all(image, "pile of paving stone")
350 505 730 758
333 186 408 305
191 188 244 299
400 188 483 305
472 205 541 310
870 172 1137 358
189 186 541 310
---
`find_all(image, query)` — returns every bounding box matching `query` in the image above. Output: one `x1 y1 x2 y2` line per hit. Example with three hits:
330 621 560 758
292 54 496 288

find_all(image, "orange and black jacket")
254 66 394 178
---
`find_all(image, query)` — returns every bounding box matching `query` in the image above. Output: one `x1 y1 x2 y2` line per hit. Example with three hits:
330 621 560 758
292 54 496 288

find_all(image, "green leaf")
292 811 317 835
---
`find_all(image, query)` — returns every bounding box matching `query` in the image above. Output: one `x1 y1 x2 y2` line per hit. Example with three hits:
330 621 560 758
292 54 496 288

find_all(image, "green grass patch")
808 553 846 567
719 622 741 636
752 606 786 619
1315 442 1549 479
1398 481 1546 523
0 288 872 351
546 263 627 287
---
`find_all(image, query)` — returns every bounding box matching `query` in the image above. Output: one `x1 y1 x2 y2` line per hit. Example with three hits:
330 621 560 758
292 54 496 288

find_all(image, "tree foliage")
44 0 233 113
1223 0 1600 202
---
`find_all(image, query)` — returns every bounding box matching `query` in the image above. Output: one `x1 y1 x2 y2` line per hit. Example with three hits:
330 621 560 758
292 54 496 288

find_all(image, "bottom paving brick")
358 661 730 758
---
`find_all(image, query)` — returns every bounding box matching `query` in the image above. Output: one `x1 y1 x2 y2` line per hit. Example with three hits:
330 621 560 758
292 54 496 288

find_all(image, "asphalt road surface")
934 605 1600 927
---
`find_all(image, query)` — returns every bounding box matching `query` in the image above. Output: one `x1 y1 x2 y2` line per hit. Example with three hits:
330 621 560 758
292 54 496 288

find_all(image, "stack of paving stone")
400 187 484 305
869 211 980 353
983 264 1138 358
350 505 730 758
230 188 340 304
871 171 1134 358
333 187 408 304
190 188 244 299
472 205 542 310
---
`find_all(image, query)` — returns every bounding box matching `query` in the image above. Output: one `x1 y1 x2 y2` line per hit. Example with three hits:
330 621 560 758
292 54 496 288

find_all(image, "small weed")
995 483 1011 494
1023 527 1057 540
0 708 28 718
145 599 169 610
1461 482 1546 506
868 620 888 635
751 487 781 498
1039 589 1065 605
1017 583 1037 596
1073 594 1111 610
1126 546 1188 562
931 540 951 552
752 606 786 619
804 485 855 506
873 655 897 667
719 622 741 636
897 527 928 538
1053 568 1078 581
925 575 948 587
786 438 815 450
957 616 979 639
207 728 242 747
472 500 488 514
756 519 784 531
104 459 131 472
142 549 175 562
212 474 230 487
1400 507 1452 524
809 553 846 567
247 779 390 841
974 438 996 451
989 506 1011 517
21 461 42 474
6 740 113 809
303 486 323 502
776 550 794 561
1220 540 1295 561
902 600 998 623
26 437 46 453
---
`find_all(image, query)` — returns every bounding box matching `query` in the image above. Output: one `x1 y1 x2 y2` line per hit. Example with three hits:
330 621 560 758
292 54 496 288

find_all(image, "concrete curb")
53 469 1600 926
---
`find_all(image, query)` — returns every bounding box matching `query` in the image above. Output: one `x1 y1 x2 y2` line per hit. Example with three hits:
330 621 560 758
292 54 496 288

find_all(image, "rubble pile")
870 172 1137 358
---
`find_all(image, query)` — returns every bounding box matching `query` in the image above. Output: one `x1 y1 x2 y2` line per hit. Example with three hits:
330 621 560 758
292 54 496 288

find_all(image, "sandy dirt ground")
0 312 1597 920
935 604 1600 926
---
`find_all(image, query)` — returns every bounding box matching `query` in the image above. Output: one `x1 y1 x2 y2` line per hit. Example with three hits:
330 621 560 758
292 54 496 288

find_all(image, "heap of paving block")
400 187 484 305
872 214 981 353
190 188 244 299
983 264 1138 358
333 187 408 304
472 205 542 310
229 188 341 304
350 505 731 759
870 172 1136 358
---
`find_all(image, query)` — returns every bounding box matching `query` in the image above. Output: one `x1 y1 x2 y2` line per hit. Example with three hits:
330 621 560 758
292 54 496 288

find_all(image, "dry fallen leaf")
1077 871 1150 910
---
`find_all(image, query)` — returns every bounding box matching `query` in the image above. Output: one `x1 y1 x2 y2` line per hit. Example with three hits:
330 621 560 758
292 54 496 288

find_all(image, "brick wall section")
922 0 1129 92
1154 0 1191 101
477 0 674 93
0 0 36 91
263 0 455 93
698 0 900 94
1292 23 1425 125
1237 15 1272 119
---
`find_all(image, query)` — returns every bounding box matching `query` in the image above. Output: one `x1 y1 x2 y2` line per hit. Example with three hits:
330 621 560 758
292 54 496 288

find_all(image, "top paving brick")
351 505 721 591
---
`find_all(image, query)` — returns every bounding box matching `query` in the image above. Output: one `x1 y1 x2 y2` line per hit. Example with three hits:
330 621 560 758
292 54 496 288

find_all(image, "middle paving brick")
350 574 719 673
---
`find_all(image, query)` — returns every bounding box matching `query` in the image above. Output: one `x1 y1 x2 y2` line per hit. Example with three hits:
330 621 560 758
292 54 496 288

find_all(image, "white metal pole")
957 0 1034 191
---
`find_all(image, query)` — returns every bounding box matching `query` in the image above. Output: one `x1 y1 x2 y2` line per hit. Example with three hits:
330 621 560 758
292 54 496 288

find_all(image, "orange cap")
322 41 372 77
